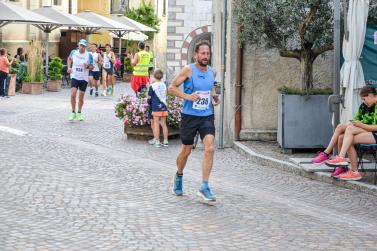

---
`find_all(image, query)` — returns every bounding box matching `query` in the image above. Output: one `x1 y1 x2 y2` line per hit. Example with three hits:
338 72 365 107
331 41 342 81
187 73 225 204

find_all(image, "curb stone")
233 141 377 197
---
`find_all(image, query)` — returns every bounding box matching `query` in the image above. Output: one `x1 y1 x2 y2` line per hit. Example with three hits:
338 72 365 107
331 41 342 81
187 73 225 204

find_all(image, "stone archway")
180 25 212 66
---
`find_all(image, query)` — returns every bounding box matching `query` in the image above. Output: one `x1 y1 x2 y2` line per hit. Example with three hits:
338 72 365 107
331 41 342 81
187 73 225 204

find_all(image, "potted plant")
123 57 133 82
22 41 44 95
8 59 19 96
235 1 335 150
115 90 182 139
47 57 64 92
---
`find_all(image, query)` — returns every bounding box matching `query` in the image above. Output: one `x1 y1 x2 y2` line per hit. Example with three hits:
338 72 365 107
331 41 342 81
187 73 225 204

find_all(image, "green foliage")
125 0 160 40
23 74 32 83
278 86 333 95
9 60 20 74
124 57 133 73
48 57 64 81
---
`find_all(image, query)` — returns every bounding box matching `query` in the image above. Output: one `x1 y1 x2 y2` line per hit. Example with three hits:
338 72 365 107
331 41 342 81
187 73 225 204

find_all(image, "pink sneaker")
325 155 348 167
338 170 362 181
312 151 329 164
331 167 348 177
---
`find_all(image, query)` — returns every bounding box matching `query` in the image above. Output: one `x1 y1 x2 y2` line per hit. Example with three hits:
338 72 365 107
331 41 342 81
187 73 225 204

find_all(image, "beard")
198 59 209 67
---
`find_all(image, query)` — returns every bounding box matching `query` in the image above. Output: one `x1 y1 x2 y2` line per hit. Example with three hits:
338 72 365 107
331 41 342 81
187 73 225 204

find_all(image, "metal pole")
219 0 228 149
45 32 49 78
119 35 122 56
333 0 341 129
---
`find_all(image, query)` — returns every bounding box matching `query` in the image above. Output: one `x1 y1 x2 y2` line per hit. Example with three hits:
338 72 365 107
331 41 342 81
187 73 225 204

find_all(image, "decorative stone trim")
180 25 212 65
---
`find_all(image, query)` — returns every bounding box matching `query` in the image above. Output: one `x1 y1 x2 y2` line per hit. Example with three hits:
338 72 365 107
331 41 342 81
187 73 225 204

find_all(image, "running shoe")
89 88 93 96
106 86 112 96
68 112 76 121
95 91 99 97
312 151 329 164
197 187 216 202
153 140 162 148
148 139 155 145
110 87 114 96
75 113 84 121
172 174 183 196
101 91 107 97
162 140 169 147
331 166 348 177
325 156 348 167
338 170 362 181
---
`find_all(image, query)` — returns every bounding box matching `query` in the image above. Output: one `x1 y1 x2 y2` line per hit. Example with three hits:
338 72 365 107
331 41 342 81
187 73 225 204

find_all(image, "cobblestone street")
1 83 377 250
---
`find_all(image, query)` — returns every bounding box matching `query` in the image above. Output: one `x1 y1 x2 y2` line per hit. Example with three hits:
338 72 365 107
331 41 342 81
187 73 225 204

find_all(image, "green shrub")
124 57 133 73
48 57 64 80
23 74 32 83
10 60 20 74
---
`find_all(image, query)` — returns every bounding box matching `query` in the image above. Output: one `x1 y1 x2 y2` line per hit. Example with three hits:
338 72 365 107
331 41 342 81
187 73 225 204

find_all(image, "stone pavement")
1 84 377 250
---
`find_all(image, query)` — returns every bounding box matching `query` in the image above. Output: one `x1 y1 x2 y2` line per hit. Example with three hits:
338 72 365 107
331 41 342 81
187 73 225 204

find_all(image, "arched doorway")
187 32 211 64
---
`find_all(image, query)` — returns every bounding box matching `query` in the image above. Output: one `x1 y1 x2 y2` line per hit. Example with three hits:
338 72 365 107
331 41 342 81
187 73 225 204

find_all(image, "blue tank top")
182 64 215 116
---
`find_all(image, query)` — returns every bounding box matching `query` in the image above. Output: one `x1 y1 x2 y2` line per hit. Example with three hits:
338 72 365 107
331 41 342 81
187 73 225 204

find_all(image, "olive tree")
234 0 334 91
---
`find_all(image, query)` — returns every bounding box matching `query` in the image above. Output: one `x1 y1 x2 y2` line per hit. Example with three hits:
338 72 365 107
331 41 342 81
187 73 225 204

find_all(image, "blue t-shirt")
182 64 215 117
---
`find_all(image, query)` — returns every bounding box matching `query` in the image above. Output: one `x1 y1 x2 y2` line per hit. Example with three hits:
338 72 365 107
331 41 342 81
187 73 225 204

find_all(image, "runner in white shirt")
67 39 93 121
89 43 103 97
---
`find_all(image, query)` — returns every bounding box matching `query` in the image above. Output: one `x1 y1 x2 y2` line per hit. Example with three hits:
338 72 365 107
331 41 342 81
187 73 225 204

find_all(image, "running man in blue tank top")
168 41 220 204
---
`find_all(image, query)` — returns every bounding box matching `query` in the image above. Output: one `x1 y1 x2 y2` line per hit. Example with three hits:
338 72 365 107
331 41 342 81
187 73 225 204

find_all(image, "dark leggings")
0 71 8 97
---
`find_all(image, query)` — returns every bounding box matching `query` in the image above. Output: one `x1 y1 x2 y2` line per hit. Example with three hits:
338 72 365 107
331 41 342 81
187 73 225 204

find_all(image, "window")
53 0 62 6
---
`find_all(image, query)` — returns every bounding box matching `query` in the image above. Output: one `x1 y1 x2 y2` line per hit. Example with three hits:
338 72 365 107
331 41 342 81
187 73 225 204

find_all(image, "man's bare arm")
168 66 199 101
67 57 72 73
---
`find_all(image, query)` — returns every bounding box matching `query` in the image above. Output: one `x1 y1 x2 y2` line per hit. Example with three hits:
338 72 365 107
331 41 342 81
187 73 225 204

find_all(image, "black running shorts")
180 114 215 145
71 78 88 92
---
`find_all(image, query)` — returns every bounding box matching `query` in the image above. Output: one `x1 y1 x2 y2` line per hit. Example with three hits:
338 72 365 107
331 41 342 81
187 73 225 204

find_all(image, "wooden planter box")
124 125 180 140
22 82 43 95
123 73 132 82
47 80 62 92
7 74 16 96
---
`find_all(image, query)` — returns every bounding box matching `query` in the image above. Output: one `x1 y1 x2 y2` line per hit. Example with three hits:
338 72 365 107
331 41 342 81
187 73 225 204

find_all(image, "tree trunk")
300 52 315 91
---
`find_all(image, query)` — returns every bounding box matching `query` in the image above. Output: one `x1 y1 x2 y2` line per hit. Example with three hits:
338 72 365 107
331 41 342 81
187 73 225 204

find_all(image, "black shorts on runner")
71 78 88 92
180 114 215 145
89 71 100 80
372 132 377 143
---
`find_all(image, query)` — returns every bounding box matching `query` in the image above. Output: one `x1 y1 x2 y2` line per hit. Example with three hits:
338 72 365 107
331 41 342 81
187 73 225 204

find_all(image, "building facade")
166 0 213 81
212 0 334 147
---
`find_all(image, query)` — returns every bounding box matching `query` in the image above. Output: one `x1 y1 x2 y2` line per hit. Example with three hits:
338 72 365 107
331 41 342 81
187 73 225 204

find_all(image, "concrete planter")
47 80 62 92
123 73 132 82
7 74 16 96
277 93 333 150
124 125 180 140
22 82 43 95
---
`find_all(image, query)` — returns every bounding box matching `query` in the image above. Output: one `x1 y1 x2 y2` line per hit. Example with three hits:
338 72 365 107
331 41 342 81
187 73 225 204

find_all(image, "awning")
112 14 156 32
0 1 57 28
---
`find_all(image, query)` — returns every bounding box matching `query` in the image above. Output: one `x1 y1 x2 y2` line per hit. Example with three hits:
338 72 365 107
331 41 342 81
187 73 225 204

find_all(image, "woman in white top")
89 43 103 97
101 44 116 96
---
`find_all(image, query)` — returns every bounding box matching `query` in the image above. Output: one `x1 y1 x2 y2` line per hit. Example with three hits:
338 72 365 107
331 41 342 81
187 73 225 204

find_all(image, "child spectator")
148 69 168 147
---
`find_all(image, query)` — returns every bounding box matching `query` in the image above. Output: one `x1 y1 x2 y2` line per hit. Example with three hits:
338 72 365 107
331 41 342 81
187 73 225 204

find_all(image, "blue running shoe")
197 187 216 202
172 174 183 196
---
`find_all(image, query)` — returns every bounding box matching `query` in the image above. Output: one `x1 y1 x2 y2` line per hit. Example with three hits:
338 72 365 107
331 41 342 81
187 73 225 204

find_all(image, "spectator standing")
0 48 15 98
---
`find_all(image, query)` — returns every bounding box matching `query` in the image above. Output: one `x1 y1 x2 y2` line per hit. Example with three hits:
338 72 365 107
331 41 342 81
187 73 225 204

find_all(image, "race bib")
192 91 211 110
73 65 85 79
103 62 111 69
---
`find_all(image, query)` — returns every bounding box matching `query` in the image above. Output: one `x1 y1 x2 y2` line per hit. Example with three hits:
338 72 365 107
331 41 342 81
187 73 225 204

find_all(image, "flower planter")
277 93 333 150
124 125 180 140
22 82 43 95
47 80 62 92
7 74 16 96
123 73 132 82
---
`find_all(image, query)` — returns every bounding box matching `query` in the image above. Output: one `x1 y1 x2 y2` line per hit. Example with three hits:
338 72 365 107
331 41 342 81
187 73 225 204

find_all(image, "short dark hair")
360 86 377 97
0 48 6 55
138 42 145 49
146 45 150 49
105 44 111 48
17 47 23 55
91 43 98 47
195 40 211 53
154 69 163 80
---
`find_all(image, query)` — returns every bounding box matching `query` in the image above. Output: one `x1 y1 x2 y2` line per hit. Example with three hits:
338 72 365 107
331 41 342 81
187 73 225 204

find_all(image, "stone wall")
166 0 212 81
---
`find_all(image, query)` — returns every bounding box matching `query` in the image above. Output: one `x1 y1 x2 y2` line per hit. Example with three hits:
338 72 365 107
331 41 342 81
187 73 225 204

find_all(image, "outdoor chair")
357 144 377 185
